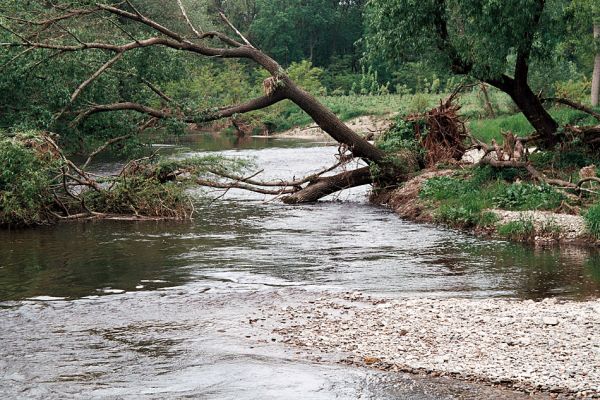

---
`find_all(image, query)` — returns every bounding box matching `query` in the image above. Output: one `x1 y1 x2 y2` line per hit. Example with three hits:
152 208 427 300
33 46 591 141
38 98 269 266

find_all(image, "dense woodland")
0 0 599 237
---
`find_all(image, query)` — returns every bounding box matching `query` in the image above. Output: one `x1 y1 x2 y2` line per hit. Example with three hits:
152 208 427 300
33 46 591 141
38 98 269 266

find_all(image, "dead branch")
196 178 297 195
218 11 254 48
577 177 600 188
543 97 600 121
72 91 286 126
176 0 204 37
82 133 132 170
205 158 351 189
69 51 123 104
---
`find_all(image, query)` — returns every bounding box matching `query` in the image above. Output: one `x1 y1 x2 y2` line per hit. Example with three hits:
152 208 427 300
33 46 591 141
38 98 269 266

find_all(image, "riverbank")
371 169 600 246
272 114 393 140
255 291 600 398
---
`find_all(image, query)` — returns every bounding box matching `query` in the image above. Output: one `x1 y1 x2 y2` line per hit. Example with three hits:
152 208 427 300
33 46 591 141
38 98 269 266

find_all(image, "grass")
261 89 516 133
585 203 600 239
497 219 536 241
418 166 571 230
260 88 600 147
469 106 600 144
419 172 502 228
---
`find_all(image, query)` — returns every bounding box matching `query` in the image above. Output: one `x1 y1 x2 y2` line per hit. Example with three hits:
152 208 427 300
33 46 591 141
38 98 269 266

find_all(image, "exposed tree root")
406 91 467 167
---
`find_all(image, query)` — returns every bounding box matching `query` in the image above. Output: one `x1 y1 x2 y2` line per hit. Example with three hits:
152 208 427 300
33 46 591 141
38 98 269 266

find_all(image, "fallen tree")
1 1 598 226
0 1 396 206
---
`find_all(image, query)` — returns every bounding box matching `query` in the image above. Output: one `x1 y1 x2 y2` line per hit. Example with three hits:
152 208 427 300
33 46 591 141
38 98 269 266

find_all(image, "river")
1 134 599 399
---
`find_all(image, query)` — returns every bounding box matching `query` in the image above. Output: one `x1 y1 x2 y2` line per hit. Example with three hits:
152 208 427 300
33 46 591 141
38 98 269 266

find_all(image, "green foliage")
554 79 592 102
420 176 470 201
497 219 536 241
492 183 564 211
85 177 189 218
366 0 568 80
0 130 256 226
249 0 363 67
0 132 61 226
419 172 501 228
585 203 600 239
469 107 600 144
375 118 425 170
418 165 567 230
437 202 498 228
286 61 326 95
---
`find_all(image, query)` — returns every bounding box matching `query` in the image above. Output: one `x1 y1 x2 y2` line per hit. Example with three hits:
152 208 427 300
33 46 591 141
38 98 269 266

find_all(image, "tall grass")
469 107 600 143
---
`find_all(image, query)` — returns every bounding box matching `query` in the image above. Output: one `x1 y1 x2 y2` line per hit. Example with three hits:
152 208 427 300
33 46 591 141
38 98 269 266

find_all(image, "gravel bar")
260 292 600 398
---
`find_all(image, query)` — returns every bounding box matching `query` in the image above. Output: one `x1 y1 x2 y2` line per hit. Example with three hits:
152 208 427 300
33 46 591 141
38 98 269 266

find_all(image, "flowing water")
1 134 599 399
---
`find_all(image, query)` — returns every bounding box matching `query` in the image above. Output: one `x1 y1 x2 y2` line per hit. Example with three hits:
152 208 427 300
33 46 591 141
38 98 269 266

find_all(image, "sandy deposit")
274 115 393 139
254 292 600 398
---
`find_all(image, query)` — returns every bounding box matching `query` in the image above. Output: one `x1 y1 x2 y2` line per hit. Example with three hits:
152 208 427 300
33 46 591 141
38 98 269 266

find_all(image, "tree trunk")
282 166 373 204
284 83 386 163
480 83 495 118
501 79 559 147
592 23 600 107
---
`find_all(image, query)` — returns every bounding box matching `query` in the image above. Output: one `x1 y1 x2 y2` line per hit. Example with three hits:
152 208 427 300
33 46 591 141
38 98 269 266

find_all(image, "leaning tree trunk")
508 82 558 144
592 23 600 107
283 83 386 163
282 167 373 204
495 78 559 147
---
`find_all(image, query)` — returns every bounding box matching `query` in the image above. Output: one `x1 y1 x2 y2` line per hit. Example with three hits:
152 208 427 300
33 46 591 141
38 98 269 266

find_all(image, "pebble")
543 317 560 326
263 294 600 398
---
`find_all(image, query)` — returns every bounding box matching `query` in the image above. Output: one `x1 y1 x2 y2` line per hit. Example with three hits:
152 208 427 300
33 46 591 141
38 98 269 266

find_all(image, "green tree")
249 0 364 67
366 0 581 146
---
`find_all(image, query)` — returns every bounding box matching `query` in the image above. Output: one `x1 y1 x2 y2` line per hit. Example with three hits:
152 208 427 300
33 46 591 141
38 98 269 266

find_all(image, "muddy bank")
371 170 599 246
256 291 600 398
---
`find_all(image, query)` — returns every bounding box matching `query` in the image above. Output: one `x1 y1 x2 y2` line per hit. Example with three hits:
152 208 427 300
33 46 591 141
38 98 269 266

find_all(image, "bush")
419 176 469 201
492 183 564 211
497 219 536 241
0 131 62 226
585 203 600 239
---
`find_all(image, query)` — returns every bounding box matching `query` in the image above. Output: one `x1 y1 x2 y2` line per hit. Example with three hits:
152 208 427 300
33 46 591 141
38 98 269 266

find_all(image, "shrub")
375 118 425 166
435 197 497 228
585 203 600 239
0 131 62 226
419 176 469 201
497 218 536 241
492 183 564 211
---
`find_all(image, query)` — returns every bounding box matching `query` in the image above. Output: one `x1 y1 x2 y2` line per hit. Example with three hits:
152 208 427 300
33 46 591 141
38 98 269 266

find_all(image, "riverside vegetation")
0 0 599 247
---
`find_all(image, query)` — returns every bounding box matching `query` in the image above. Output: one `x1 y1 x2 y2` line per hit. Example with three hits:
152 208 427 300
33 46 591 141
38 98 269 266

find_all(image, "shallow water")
0 134 598 398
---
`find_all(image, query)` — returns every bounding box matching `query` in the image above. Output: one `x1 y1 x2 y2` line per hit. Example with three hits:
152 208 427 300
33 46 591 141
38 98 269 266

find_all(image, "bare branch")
218 11 254 48
543 97 600 122
206 158 351 188
195 178 297 195
72 91 287 125
70 51 124 104
176 0 204 37
0 8 99 28
0 46 34 71
82 133 132 170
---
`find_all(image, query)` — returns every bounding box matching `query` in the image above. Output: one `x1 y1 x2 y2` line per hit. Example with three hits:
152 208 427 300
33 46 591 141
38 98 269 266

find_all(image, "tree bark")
283 83 386 163
592 23 600 107
489 76 559 146
282 167 372 204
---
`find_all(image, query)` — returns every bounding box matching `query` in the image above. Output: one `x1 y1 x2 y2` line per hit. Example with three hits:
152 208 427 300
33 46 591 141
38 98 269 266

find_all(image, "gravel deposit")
492 209 589 241
258 292 600 398
273 115 392 139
